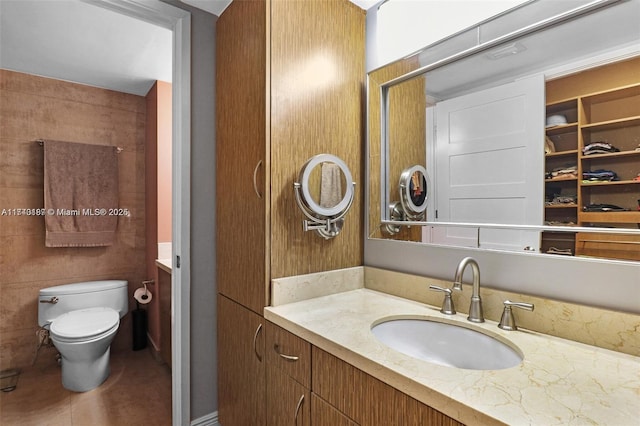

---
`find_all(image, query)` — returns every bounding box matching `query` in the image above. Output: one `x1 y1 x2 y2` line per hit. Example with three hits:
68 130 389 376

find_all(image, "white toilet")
38 280 128 392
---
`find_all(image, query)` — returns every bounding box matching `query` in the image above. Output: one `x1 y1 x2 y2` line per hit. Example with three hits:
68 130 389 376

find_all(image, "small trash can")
132 308 148 351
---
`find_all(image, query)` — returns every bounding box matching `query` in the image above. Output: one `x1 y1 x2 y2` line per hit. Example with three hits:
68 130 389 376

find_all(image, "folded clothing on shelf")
546 165 577 180
582 169 619 181
582 141 620 155
582 203 629 212
545 195 577 206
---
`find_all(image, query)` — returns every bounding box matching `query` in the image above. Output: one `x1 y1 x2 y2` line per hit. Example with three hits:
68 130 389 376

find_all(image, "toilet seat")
50 307 120 343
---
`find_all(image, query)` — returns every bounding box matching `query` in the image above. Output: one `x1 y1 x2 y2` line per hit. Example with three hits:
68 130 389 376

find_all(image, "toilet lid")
50 307 119 340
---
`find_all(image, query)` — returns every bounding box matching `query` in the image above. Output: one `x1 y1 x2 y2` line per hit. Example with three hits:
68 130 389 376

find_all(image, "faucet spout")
454 257 484 323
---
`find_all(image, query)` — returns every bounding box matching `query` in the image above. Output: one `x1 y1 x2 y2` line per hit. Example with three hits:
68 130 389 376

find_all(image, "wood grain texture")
217 295 266 426
545 56 640 104
266 365 311 426
265 320 311 388
311 346 463 425
215 0 268 314
575 232 640 261
269 0 365 279
311 393 359 426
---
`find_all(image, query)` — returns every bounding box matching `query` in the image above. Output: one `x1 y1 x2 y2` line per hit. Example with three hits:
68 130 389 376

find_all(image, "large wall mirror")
369 0 640 262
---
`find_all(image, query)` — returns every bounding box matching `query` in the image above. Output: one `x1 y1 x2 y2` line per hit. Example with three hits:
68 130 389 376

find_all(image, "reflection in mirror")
307 160 348 209
369 0 640 261
385 165 430 235
399 165 429 220
294 153 355 239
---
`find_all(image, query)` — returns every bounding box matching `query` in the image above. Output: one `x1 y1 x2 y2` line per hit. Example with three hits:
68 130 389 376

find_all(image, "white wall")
367 0 529 71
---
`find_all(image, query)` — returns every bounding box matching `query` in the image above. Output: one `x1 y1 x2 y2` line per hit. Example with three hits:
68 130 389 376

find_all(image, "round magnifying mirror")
399 165 429 220
299 154 354 218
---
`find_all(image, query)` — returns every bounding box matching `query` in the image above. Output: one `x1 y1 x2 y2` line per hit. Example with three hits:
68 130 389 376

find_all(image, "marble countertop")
264 288 640 425
155 259 171 273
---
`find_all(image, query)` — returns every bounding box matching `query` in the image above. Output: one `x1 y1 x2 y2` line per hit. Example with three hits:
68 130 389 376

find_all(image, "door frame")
85 1 191 424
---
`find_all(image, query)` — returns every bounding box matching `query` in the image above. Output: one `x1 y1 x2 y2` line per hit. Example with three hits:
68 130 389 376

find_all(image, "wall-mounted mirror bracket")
384 201 404 235
293 154 356 240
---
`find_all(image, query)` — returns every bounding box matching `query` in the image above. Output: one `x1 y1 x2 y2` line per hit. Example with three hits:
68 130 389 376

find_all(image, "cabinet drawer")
265 321 311 387
312 347 464 426
311 393 359 426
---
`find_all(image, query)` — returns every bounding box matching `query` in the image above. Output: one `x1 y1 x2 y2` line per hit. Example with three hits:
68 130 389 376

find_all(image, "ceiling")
0 0 172 96
5 0 635 100
0 0 377 97
423 0 640 100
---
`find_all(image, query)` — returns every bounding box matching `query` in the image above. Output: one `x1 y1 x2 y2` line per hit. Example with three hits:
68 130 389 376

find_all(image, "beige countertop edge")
264 288 640 426
155 259 171 273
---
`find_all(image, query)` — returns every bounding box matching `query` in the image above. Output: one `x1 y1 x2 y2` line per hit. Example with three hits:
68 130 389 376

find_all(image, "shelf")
581 150 640 160
580 211 640 224
545 204 578 209
581 179 640 187
546 149 578 158
545 123 578 135
545 177 578 183
581 115 640 131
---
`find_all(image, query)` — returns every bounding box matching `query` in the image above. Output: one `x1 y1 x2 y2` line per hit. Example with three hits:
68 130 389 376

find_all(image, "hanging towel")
43 140 119 247
319 162 342 209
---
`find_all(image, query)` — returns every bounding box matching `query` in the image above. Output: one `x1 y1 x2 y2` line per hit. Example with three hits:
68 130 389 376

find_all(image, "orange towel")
43 140 119 247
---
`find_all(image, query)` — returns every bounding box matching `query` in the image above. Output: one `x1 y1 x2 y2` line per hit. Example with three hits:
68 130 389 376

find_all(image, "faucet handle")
429 285 456 315
498 300 534 331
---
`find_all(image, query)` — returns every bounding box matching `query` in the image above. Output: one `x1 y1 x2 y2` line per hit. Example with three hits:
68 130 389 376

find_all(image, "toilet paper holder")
134 281 154 305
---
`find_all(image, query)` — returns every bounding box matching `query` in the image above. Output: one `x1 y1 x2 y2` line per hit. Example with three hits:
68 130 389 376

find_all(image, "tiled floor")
0 348 172 426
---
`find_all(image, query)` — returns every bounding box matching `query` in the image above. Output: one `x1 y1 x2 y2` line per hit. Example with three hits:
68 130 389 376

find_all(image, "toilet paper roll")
134 287 153 304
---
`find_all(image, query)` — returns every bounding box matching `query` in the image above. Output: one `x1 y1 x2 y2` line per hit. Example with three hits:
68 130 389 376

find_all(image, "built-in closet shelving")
543 60 640 260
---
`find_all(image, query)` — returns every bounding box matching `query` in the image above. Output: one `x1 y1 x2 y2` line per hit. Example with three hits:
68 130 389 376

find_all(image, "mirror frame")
365 0 640 314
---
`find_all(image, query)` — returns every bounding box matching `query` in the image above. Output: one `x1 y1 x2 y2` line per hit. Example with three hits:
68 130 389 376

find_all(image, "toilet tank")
38 280 128 327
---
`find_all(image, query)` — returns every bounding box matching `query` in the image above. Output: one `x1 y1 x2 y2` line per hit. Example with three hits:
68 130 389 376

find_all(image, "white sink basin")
371 318 523 370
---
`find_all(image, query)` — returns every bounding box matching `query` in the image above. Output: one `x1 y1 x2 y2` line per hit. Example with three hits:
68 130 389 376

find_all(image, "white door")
431 74 544 252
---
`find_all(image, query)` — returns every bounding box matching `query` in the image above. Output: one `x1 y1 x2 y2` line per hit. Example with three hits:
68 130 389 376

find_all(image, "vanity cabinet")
262 322 463 425
312 346 463 426
218 295 266 425
157 266 172 365
311 393 359 426
216 0 364 424
265 322 311 425
543 57 640 260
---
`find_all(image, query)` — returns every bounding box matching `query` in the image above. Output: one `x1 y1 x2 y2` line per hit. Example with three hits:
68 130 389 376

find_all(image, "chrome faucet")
453 257 484 323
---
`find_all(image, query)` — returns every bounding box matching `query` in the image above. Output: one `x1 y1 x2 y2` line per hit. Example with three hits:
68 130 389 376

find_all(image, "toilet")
38 280 128 392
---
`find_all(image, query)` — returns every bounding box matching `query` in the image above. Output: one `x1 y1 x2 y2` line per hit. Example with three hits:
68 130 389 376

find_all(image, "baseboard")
191 411 219 426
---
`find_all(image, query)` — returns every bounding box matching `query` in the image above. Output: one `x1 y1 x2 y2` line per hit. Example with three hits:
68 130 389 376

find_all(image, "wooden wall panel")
269 0 365 279
0 70 147 369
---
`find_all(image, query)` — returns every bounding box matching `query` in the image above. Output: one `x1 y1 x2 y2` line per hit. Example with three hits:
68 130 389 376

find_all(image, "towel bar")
36 139 123 153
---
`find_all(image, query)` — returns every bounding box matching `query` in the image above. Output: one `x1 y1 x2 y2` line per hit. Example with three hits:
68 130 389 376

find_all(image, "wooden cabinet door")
216 0 267 314
311 393 359 426
218 295 265 426
266 365 310 426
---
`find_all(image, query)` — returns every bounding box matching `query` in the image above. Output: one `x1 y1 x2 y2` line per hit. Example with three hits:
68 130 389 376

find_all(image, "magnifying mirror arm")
293 181 356 239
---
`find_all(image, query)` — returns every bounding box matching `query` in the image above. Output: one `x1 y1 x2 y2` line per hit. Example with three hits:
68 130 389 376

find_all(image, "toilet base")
60 348 111 392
